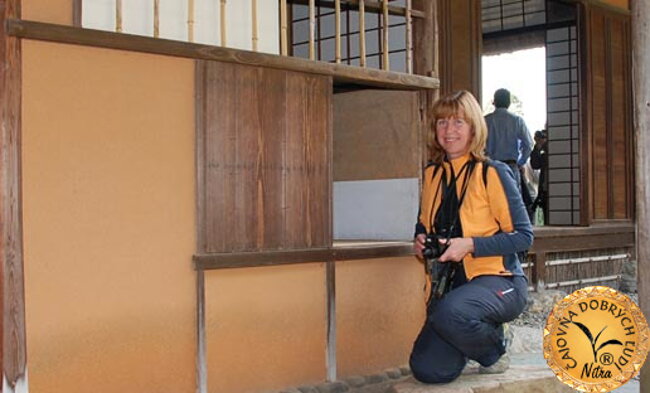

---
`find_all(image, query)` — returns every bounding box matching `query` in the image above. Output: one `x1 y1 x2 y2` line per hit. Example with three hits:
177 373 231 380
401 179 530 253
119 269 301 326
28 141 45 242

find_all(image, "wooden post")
252 0 258 51
632 0 650 390
220 0 227 47
153 0 160 38
0 0 27 391
405 0 412 74
187 0 195 42
533 252 546 292
412 0 437 165
115 0 122 32
359 0 366 67
73 0 83 27
335 0 341 63
382 0 389 70
280 0 288 55
309 0 315 60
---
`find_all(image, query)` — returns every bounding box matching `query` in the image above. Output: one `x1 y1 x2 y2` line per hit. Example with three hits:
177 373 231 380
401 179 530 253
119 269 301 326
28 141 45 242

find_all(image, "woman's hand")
438 237 474 262
414 234 426 258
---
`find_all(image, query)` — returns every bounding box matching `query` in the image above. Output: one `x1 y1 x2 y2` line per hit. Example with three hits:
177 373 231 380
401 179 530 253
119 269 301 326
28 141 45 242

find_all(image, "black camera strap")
428 159 475 236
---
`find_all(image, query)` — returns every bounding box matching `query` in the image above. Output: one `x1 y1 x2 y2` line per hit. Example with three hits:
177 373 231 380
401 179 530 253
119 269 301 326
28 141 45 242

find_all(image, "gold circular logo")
543 286 649 392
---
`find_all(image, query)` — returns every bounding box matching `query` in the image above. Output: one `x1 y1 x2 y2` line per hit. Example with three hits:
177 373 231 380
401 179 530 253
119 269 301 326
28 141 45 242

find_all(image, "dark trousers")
409 275 528 383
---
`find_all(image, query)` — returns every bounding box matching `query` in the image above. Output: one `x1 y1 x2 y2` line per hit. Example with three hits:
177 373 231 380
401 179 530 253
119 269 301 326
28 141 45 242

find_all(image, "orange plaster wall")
23 0 73 25
205 264 327 392
336 257 424 378
22 40 196 393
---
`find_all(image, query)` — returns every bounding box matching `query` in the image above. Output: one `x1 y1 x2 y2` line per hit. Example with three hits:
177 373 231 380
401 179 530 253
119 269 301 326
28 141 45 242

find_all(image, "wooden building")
0 0 647 392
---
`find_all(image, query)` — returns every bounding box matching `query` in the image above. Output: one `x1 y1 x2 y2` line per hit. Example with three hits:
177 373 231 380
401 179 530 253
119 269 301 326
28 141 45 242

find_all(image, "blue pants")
409 275 528 383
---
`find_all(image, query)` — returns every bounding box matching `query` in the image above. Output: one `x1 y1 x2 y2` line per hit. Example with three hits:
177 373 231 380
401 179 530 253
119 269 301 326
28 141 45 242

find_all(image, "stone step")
388 361 573 393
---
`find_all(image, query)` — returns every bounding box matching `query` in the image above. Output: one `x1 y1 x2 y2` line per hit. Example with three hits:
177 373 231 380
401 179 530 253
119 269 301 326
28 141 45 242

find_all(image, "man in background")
485 88 533 190
530 130 548 224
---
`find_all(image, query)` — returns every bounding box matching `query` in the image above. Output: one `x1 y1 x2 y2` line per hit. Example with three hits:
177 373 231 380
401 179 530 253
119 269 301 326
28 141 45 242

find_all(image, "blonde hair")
428 90 487 164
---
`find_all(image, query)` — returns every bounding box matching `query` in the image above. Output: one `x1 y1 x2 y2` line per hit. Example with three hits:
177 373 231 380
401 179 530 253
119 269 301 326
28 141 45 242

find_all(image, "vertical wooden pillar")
412 0 437 164
632 0 650 390
0 0 27 391
436 0 481 98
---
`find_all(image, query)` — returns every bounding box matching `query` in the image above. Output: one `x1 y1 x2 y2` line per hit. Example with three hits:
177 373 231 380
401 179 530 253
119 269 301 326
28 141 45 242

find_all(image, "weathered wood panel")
197 60 331 254
0 0 26 389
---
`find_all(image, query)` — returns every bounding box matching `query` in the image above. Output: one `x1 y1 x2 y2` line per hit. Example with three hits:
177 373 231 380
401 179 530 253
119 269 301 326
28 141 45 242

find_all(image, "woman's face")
435 114 473 159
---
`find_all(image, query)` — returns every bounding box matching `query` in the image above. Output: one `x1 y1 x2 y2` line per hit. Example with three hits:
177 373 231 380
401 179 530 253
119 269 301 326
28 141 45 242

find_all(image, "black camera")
422 231 456 301
422 232 447 262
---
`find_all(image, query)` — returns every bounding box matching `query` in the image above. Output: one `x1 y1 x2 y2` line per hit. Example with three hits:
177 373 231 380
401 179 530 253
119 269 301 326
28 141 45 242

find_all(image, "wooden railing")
76 0 419 74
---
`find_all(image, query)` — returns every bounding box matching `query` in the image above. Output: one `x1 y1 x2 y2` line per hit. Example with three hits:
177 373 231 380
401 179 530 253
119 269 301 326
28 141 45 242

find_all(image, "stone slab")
388 363 574 393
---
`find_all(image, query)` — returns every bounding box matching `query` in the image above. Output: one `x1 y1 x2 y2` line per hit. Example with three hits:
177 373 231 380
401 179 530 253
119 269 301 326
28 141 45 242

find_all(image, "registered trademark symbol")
600 352 614 365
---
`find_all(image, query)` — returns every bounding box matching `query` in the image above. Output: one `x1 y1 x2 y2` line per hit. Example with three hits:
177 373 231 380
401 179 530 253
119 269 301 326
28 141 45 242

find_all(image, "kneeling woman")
410 90 532 383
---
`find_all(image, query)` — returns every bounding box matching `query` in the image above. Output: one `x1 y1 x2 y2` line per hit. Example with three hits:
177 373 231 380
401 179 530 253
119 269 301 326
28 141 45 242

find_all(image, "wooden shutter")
196 60 332 253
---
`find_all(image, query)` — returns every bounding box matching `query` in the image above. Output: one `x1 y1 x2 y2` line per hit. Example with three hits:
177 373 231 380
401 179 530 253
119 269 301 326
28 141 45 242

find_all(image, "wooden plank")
6 19 438 90
590 10 608 219
202 61 238 253
194 248 334 269
608 17 629 219
193 243 414 270
255 67 287 250
531 232 634 253
631 0 650 389
0 0 26 389
284 73 331 248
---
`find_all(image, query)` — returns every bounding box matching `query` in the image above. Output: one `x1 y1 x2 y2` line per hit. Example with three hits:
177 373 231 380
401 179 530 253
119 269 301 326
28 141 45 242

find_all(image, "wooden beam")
6 19 439 90
193 243 413 270
531 232 634 253
0 0 26 390
632 0 650 390
290 0 425 18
